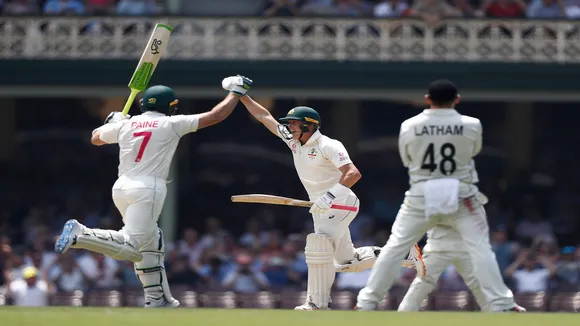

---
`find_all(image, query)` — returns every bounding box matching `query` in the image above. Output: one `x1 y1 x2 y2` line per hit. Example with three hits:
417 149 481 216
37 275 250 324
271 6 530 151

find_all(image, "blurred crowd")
0 0 580 19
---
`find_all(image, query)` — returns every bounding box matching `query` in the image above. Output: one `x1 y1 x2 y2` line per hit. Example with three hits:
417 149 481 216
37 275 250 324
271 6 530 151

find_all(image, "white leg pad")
303 233 335 309
135 229 178 307
74 228 143 262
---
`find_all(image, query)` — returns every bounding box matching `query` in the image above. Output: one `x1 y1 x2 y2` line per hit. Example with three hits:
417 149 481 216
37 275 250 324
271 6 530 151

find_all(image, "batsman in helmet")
222 76 425 310
55 77 252 308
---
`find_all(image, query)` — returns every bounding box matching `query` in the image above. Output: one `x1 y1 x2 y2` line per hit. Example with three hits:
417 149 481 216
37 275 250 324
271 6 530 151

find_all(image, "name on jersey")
414 125 463 136
131 121 159 129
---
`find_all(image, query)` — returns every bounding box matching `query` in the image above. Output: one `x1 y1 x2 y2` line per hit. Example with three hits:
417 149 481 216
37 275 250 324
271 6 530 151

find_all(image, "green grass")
0 308 578 326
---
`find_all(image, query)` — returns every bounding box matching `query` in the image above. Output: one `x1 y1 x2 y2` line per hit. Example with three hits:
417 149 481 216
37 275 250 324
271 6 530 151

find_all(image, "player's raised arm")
195 76 253 130
90 112 129 146
239 95 280 136
221 75 281 136
196 93 241 130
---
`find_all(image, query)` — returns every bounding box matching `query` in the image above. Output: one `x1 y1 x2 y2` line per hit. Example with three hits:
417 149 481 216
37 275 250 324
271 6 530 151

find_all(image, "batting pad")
75 228 143 262
305 233 335 309
135 229 176 306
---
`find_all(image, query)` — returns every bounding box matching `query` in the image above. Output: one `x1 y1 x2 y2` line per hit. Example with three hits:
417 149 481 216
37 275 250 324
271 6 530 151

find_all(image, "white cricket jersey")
399 109 482 197
94 111 199 180
423 225 466 253
277 130 353 200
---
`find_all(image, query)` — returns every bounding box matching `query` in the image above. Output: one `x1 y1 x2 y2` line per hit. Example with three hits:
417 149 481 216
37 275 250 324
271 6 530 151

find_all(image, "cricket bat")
121 23 173 116
231 194 358 212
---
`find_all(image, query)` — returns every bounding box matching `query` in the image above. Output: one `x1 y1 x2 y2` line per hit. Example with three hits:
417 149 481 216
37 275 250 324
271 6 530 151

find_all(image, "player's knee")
305 233 334 265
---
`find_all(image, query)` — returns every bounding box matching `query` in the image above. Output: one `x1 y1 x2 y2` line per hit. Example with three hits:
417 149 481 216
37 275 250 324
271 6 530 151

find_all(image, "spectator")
554 246 580 291
300 0 337 15
440 265 469 291
116 0 160 16
262 256 290 288
165 255 200 287
2 0 39 14
6 266 51 306
77 252 121 290
264 0 302 16
47 255 89 292
504 250 556 293
526 0 566 18
408 0 462 25
491 225 519 274
480 0 526 17
335 268 372 290
177 228 204 270
374 0 410 19
43 0 85 15
335 0 373 16
86 0 114 14
239 219 267 249
196 251 232 288
222 253 269 293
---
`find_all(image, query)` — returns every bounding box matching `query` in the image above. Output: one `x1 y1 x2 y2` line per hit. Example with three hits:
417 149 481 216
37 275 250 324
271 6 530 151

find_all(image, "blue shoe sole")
55 219 77 254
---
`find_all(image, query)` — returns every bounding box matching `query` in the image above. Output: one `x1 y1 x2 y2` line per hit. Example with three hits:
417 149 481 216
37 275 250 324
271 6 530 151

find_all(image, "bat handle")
122 89 140 116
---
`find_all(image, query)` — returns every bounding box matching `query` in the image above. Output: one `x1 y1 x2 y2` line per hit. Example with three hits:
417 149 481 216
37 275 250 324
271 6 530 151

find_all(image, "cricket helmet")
140 85 178 115
279 106 321 130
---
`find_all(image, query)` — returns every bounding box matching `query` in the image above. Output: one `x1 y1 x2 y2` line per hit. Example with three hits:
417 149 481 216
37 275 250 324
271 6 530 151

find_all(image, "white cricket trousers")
312 193 360 264
357 197 516 311
112 176 167 250
398 251 489 311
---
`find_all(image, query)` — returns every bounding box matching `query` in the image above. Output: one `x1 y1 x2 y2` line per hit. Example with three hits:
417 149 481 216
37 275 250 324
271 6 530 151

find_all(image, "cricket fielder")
356 79 524 312
54 77 252 308
398 225 489 311
222 76 424 310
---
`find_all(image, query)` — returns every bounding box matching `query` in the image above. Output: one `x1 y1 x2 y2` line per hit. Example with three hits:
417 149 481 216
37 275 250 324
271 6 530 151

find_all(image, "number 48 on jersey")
421 143 456 175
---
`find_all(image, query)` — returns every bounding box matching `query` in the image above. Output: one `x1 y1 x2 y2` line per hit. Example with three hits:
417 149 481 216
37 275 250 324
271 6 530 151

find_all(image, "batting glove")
221 75 252 97
310 191 335 215
104 111 130 124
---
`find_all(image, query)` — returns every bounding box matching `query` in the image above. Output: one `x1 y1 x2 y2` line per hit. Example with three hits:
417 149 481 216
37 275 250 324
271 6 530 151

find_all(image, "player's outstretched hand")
222 75 252 97
104 111 130 124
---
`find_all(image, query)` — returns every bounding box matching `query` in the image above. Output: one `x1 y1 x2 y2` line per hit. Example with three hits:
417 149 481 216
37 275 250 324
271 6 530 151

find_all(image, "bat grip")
122 89 140 116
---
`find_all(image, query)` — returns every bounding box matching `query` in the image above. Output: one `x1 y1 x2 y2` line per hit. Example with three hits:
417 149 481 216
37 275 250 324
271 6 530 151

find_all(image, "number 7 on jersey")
133 131 152 162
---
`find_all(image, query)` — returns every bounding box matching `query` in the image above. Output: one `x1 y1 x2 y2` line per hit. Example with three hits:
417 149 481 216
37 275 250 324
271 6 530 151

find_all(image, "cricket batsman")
222 76 425 310
356 79 524 312
54 77 252 308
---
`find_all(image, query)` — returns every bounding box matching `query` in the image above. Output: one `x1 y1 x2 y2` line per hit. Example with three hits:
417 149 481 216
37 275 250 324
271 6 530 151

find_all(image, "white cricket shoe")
54 219 84 255
145 298 180 308
408 244 426 277
294 302 329 310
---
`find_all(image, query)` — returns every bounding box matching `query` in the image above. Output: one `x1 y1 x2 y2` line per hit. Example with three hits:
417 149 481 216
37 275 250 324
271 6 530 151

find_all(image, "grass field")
0 308 578 326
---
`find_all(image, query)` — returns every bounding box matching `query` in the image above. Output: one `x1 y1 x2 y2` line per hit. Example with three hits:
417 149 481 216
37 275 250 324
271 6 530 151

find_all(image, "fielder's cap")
562 246 576 255
22 266 38 279
427 79 458 103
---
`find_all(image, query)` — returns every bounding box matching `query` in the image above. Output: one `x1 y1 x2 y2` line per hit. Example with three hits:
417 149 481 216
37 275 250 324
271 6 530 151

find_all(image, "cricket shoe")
503 305 526 312
294 302 330 310
55 219 84 255
354 303 378 311
145 298 180 308
407 243 426 277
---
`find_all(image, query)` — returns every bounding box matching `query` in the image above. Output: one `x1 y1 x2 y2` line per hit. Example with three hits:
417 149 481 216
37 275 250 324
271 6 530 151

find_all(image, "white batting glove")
310 191 335 215
104 111 130 124
221 75 252 96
